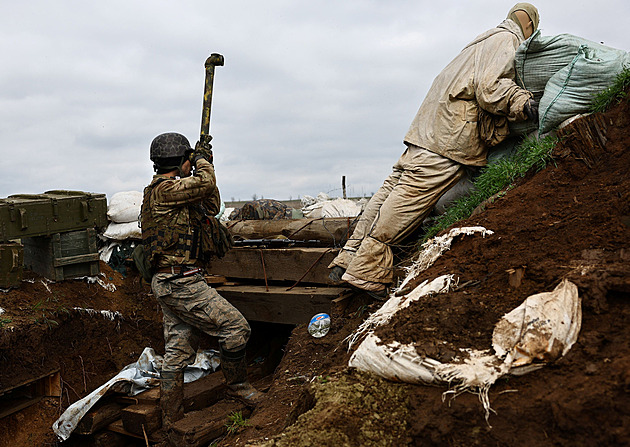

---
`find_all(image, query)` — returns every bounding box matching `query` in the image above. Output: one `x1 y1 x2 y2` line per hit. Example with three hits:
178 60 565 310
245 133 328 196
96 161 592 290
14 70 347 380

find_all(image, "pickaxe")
199 53 224 146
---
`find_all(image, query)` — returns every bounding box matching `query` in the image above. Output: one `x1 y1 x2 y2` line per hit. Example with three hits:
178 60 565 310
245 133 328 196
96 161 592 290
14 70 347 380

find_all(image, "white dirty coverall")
333 18 533 288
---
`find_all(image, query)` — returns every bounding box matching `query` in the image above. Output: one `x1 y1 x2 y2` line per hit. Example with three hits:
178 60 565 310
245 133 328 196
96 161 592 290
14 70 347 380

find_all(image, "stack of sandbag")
100 191 142 263
515 30 630 135
301 192 366 219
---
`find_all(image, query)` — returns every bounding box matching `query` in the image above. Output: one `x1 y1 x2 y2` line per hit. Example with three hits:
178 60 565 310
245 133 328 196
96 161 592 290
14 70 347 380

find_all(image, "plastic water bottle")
308 313 331 338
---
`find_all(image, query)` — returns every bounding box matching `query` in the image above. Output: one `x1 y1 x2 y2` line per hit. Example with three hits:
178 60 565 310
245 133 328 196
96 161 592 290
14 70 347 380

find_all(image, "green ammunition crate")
0 190 107 242
0 242 23 288
23 229 100 281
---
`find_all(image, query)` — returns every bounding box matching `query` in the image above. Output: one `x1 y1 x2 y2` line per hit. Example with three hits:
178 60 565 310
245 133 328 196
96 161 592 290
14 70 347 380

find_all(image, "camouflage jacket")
140 159 220 268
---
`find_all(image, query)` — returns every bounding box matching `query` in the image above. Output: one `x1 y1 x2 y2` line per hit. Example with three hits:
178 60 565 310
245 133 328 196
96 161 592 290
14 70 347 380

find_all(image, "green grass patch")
590 68 630 113
421 135 557 242
225 411 250 435
0 317 12 328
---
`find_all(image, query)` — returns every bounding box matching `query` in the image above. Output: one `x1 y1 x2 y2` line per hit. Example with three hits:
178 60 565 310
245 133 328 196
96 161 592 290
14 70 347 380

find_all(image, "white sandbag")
493 278 581 367
320 198 363 218
539 45 630 133
102 221 141 240
349 333 441 383
221 207 235 223
107 191 143 223
348 277 581 421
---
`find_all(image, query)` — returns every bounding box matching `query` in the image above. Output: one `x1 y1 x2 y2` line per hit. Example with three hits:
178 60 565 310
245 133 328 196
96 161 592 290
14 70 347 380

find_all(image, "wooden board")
121 403 162 435
206 247 338 284
216 284 347 325
23 229 100 281
76 402 124 435
114 371 226 412
227 217 356 246
169 401 250 447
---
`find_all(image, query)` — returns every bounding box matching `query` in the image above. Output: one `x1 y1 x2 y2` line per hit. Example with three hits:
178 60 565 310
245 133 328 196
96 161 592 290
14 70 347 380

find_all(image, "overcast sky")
1 1 628 204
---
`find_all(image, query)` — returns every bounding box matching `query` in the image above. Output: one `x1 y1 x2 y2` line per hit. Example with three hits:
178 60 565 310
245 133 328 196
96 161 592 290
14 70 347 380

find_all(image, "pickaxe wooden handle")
200 53 224 145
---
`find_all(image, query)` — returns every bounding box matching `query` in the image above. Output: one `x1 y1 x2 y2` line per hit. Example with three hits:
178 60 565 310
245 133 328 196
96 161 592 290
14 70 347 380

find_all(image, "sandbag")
107 191 142 223
515 30 630 134
515 30 591 103
102 221 141 240
539 45 630 133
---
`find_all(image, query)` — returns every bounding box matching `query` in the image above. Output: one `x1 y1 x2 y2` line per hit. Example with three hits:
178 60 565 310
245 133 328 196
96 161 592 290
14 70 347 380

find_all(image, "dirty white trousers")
331 145 465 285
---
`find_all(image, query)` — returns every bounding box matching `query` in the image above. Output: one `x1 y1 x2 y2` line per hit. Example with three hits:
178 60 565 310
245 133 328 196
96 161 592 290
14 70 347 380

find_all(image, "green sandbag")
539 46 630 134
515 30 590 103
515 30 630 135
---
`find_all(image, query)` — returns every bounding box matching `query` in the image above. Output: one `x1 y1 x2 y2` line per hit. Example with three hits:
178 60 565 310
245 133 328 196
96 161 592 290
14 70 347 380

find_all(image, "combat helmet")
150 132 194 174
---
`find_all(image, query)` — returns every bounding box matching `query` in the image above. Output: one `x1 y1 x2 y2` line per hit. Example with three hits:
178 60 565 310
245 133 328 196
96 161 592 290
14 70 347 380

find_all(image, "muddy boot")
160 370 184 430
220 347 265 407
328 265 346 284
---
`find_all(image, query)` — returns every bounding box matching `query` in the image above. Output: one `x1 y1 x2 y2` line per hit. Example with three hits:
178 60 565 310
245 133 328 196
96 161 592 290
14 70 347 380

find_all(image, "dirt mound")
221 97 630 446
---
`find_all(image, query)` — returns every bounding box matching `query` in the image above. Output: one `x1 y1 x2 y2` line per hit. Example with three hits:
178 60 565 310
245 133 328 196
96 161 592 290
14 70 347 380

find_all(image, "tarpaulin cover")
52 347 219 441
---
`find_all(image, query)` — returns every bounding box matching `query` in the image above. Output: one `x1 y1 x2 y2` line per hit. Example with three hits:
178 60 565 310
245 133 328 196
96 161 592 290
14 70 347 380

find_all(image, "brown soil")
0 95 628 447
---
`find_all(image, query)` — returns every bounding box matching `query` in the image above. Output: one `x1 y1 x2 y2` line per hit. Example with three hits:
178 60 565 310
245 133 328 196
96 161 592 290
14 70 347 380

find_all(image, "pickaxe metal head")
205 53 224 68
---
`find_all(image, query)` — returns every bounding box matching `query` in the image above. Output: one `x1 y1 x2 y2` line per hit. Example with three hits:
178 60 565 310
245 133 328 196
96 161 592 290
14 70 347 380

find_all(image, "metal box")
23 228 100 281
0 190 107 242
0 242 23 288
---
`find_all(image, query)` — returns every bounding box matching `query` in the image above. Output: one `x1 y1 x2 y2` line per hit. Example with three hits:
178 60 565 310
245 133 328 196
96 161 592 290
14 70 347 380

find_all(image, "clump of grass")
590 68 630 113
422 135 557 242
225 411 250 435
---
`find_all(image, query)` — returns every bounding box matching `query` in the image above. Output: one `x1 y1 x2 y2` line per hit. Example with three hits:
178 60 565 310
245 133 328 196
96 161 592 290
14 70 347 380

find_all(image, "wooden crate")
0 242 23 288
23 228 100 281
0 190 107 242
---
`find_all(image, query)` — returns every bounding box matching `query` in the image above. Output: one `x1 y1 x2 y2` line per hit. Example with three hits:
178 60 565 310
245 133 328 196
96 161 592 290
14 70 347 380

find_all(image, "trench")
0 308 293 447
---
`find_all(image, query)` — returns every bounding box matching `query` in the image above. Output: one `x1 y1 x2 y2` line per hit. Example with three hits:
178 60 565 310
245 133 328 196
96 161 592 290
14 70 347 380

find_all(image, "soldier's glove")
193 138 214 165
524 98 539 122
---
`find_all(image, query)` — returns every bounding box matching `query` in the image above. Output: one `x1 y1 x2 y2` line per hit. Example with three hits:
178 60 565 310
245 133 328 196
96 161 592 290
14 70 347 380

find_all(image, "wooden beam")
121 403 162 436
76 402 125 435
206 247 338 284
169 401 251 447
226 217 357 245
216 284 348 325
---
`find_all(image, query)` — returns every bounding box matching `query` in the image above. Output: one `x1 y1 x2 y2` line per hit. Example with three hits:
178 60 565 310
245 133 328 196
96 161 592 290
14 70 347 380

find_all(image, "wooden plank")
227 217 356 246
206 247 338 284
91 430 129 447
108 419 158 442
216 285 347 325
53 252 100 267
114 386 160 406
169 401 251 447
114 371 226 411
184 371 227 412
121 403 162 436
76 402 124 435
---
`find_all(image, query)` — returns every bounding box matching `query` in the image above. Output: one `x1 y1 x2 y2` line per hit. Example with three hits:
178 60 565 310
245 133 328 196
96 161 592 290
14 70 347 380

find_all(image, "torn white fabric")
492 278 581 367
349 334 442 383
346 274 455 350
348 278 581 422
75 275 116 292
52 347 220 441
72 308 123 321
397 227 494 292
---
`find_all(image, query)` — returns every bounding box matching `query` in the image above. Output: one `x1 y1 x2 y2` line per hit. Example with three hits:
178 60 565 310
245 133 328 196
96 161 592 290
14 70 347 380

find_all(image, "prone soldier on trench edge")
139 132 264 430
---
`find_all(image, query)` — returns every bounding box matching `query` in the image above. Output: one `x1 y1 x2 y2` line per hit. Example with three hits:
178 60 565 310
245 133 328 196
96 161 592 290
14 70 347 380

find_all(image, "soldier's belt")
156 265 203 282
